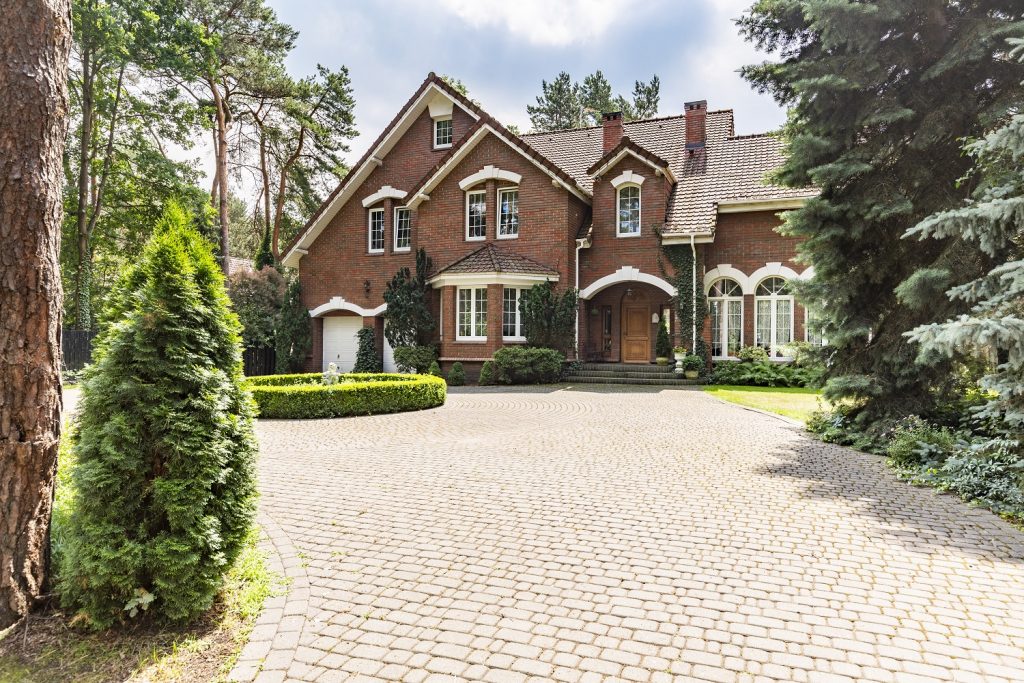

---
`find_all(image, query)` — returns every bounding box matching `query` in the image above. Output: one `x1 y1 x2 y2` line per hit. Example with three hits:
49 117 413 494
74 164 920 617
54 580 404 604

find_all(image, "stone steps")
566 375 702 386
566 362 701 386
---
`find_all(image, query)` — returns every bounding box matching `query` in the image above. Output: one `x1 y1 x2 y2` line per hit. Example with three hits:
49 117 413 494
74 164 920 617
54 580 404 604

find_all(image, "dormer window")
617 185 641 236
434 118 452 148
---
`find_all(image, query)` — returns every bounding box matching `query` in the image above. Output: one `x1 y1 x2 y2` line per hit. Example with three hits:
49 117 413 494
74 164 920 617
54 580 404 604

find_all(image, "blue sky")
266 0 786 164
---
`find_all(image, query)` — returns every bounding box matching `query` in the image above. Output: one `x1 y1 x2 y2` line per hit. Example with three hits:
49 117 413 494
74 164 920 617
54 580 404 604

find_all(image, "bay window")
457 287 488 340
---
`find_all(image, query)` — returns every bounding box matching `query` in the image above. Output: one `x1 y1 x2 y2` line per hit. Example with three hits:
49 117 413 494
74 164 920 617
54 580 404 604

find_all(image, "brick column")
487 283 502 352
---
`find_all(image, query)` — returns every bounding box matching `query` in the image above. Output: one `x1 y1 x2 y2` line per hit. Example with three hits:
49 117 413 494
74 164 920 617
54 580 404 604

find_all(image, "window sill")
502 337 527 343
616 231 642 238
393 247 411 253
434 143 452 150
367 250 384 255
454 338 487 343
497 233 519 240
465 236 486 242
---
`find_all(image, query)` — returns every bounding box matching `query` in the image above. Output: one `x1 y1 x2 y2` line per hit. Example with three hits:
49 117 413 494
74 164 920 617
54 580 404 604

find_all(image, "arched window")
617 185 640 236
755 276 793 357
708 278 743 358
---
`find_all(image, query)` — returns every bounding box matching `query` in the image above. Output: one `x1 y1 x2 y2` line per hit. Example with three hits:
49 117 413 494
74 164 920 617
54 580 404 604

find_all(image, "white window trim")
616 184 641 238
456 287 487 341
497 187 519 240
708 294 744 360
368 208 385 254
465 189 486 241
393 206 411 252
610 169 646 189
433 117 453 150
502 287 526 342
805 308 827 346
754 279 795 358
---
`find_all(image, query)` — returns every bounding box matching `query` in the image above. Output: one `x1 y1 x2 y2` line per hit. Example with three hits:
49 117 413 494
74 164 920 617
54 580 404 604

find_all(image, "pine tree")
59 203 258 627
581 70 613 126
254 221 274 269
905 38 1024 441
630 76 660 120
527 72 584 132
739 0 1024 427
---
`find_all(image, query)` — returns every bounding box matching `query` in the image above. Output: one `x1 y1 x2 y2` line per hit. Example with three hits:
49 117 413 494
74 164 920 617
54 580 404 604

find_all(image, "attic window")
434 118 452 149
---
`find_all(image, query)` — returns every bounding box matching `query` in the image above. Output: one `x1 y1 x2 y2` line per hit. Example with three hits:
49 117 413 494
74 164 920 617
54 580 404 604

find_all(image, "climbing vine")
658 238 709 365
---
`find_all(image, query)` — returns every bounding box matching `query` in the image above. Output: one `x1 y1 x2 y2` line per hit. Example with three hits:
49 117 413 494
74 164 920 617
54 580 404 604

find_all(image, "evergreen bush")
353 327 381 373
275 279 312 374
59 204 258 628
393 345 437 373
427 360 443 378
885 416 958 469
492 347 564 384
479 360 496 386
447 362 465 386
655 324 672 359
710 360 818 388
519 282 578 354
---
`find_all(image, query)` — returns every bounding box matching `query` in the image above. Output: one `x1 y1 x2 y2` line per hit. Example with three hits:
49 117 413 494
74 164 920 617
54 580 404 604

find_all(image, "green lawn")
704 385 827 422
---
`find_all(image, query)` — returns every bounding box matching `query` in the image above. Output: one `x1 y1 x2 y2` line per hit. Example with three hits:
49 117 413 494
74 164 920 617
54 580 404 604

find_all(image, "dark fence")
62 328 97 372
243 346 277 377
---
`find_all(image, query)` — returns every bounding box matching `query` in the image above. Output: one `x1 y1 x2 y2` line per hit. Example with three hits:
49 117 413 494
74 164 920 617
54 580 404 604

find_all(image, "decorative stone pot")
674 354 686 375
684 370 699 379
656 357 669 366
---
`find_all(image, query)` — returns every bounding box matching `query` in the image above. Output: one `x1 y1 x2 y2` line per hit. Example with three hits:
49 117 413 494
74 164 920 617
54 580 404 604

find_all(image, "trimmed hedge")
246 373 446 419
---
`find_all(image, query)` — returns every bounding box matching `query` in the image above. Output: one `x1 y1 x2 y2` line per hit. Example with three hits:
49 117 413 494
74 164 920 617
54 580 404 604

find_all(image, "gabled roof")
281 73 485 267
585 136 672 179
404 116 591 209
521 112 814 238
431 243 559 278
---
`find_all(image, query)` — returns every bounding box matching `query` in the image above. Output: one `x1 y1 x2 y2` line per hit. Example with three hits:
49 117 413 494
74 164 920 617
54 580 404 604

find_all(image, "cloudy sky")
266 0 785 165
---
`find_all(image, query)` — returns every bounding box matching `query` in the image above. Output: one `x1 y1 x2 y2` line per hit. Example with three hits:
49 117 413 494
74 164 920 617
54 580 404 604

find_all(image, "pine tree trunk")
0 0 71 629
210 81 231 274
74 41 93 330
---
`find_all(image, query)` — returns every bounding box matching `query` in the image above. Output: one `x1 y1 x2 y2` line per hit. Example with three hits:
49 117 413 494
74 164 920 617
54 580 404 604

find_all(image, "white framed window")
368 208 385 253
754 276 793 358
457 287 488 340
394 207 411 251
502 287 525 340
434 118 452 148
466 190 486 240
708 278 743 358
498 188 519 239
617 184 640 236
805 307 826 346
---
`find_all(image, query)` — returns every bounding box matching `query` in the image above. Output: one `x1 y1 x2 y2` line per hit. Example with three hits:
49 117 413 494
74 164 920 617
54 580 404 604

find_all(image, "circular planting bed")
245 373 446 419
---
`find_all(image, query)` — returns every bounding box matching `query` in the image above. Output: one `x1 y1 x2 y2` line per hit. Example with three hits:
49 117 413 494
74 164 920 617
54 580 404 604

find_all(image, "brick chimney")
685 100 707 149
602 111 624 152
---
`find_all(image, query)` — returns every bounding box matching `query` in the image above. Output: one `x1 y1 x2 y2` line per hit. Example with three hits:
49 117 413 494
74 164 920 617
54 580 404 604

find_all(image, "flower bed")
245 373 446 419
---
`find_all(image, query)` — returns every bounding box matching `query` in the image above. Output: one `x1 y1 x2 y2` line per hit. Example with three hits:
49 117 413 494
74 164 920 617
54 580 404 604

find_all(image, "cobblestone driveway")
233 386 1024 683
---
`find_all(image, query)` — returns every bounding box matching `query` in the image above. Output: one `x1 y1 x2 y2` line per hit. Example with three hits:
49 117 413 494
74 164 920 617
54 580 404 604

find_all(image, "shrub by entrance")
246 373 446 419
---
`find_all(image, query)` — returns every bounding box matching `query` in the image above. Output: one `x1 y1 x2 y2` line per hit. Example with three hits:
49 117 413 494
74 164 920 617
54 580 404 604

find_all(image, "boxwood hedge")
246 373 446 419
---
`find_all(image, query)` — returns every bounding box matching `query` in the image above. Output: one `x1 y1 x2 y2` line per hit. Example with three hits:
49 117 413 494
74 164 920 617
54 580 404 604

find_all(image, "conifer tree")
739 0 1024 426
60 203 258 627
353 327 381 373
527 72 584 132
905 38 1024 441
275 278 312 373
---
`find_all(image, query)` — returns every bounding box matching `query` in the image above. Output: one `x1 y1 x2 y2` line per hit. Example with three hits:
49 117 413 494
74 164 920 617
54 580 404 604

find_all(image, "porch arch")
309 296 387 318
579 266 677 300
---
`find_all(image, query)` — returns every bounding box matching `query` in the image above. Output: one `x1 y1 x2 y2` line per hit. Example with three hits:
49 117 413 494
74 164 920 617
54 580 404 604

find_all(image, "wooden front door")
621 304 650 363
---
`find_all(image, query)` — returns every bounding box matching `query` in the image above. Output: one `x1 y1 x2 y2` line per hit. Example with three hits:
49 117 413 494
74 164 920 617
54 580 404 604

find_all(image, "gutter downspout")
690 234 697 353
575 240 583 358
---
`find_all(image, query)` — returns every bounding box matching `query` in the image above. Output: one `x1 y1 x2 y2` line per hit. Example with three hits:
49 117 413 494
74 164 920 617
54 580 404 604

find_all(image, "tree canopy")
527 70 661 132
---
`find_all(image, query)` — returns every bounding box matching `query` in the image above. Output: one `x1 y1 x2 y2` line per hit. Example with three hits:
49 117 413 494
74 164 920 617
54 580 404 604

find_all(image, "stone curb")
228 511 311 683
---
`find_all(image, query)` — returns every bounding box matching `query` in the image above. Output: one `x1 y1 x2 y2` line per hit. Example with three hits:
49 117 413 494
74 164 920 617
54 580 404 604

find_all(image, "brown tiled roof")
585 136 671 176
521 111 813 237
433 243 559 277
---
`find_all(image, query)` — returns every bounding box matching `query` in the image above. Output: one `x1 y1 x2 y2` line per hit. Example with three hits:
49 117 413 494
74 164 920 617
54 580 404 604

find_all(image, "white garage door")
383 333 397 372
322 316 362 372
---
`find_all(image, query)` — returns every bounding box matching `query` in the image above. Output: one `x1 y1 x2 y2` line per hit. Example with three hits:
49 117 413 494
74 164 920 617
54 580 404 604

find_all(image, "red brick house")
281 73 816 377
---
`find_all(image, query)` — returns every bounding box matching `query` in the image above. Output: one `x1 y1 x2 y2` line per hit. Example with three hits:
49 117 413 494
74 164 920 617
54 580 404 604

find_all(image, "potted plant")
655 325 672 365
672 346 687 361
682 354 703 379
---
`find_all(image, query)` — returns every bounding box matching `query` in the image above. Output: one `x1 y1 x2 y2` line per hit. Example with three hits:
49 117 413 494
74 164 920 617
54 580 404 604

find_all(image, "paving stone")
229 387 1024 683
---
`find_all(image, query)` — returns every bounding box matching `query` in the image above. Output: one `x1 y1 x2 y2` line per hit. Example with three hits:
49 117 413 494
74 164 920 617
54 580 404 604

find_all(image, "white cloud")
430 0 637 47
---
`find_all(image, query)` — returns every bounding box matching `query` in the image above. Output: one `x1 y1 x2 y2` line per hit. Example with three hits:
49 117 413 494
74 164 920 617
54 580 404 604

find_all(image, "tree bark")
0 0 71 629
210 79 231 274
272 127 304 259
74 35 93 330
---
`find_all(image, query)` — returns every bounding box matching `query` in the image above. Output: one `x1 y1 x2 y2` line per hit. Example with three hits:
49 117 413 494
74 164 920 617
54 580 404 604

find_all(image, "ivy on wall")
658 240 709 363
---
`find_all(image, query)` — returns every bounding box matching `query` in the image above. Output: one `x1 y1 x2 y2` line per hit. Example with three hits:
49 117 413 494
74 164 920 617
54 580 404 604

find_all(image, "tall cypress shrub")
60 204 258 627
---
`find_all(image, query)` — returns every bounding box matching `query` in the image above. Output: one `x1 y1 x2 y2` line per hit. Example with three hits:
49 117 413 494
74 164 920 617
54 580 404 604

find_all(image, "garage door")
322 316 362 372
383 333 397 372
